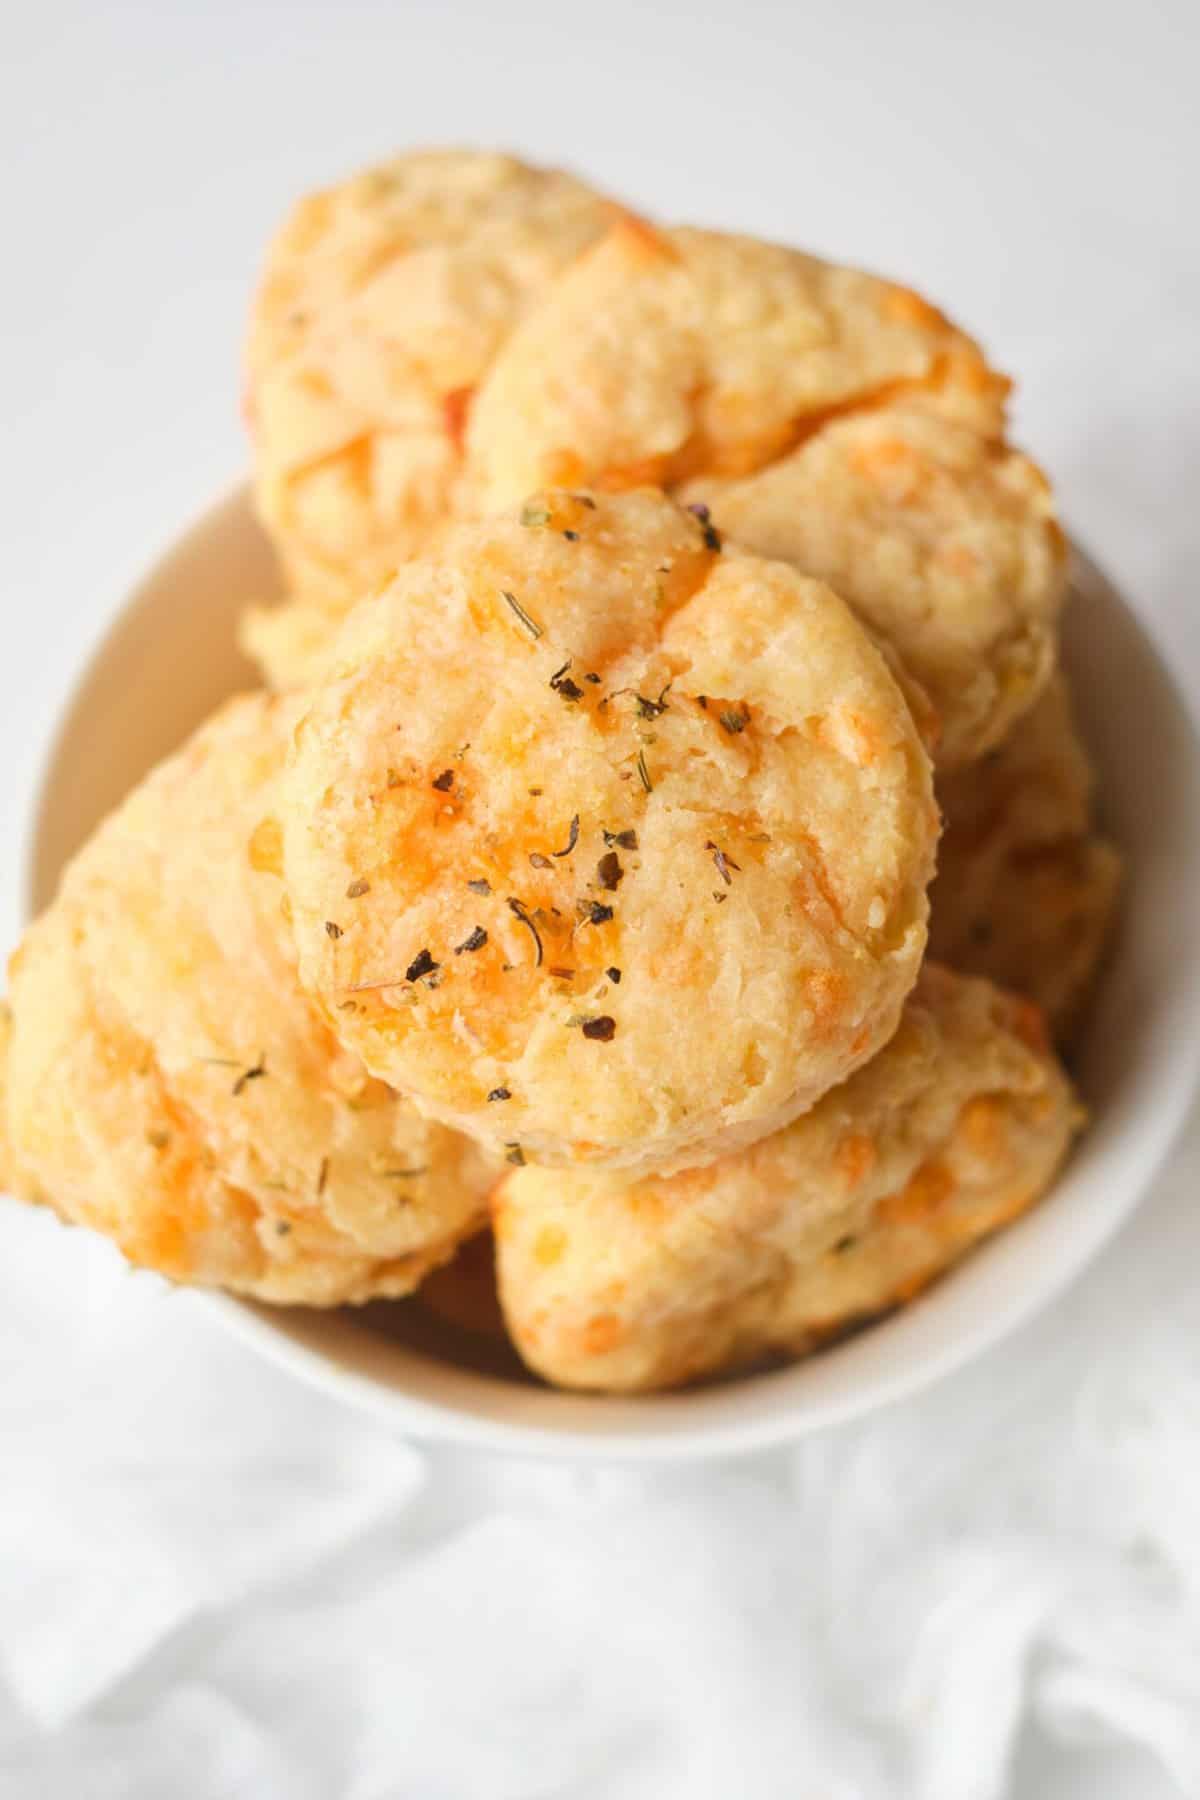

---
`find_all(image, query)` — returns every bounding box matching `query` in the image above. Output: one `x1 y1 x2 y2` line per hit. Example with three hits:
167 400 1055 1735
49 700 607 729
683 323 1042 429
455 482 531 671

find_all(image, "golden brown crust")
930 674 1122 1042
281 489 937 1174
493 965 1079 1392
3 694 499 1304
245 148 611 615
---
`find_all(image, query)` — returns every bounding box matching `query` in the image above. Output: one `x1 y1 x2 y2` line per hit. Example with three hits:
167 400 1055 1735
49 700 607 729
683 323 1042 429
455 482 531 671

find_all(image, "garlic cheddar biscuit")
245 148 610 620
464 218 1065 765
930 674 1122 1042
678 406 1062 766
493 966 1078 1392
282 489 937 1175
1 695 498 1305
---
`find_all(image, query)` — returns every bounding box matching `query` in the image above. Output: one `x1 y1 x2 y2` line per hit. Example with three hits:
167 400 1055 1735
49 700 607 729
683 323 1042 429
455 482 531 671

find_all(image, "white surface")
2 1 1198 1794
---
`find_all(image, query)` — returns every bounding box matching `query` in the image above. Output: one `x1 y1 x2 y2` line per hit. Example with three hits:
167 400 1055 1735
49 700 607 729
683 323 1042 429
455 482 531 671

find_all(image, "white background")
2 3 1199 1796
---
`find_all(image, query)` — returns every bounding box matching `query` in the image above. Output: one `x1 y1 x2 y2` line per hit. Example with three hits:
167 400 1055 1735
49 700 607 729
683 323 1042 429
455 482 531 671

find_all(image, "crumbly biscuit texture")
2 694 497 1304
678 406 1062 765
493 965 1078 1391
282 489 937 1174
246 149 611 610
930 673 1121 1040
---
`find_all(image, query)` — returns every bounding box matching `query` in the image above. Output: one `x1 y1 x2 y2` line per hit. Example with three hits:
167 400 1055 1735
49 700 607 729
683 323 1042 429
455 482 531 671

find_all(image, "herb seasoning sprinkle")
232 1055 267 1097
503 590 543 639
507 897 544 966
596 851 624 890
551 814 580 858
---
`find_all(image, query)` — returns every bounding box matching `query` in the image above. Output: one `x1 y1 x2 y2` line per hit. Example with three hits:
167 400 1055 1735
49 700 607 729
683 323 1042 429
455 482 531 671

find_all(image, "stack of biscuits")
0 151 1120 1392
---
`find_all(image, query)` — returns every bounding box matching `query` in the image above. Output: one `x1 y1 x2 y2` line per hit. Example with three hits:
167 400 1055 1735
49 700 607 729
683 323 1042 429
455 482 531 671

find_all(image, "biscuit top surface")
281 488 937 1174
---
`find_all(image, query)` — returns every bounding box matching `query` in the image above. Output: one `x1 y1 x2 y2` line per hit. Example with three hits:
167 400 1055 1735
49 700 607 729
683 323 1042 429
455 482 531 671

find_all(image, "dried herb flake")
232 1054 267 1097
455 926 488 955
487 1087 512 1103
507 897 544 966
578 899 614 927
705 840 741 886
596 851 624 890
503 589 543 639
432 769 455 792
549 660 584 703
551 814 580 859
581 1016 617 1041
405 948 439 983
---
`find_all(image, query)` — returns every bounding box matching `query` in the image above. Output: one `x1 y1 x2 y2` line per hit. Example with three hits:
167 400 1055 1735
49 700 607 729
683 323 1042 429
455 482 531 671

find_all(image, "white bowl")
25 485 1200 1460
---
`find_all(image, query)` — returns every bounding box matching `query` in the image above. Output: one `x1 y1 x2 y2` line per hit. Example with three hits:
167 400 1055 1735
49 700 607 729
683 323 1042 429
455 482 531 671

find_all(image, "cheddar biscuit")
930 674 1121 1041
493 965 1078 1392
245 148 610 622
1 694 497 1304
464 219 1065 765
282 489 937 1174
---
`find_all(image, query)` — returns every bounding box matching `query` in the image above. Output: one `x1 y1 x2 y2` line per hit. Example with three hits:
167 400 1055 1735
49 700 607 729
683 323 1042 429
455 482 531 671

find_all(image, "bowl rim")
21 481 1200 1462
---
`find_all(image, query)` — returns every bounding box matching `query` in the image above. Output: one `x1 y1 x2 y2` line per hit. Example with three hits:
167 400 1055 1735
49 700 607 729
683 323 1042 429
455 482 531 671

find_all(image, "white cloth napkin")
2 1096 1198 1800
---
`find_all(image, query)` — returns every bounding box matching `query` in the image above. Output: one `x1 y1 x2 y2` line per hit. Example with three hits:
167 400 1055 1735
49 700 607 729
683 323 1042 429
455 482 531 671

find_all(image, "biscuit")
281 489 937 1174
464 218 1065 765
1 694 498 1304
239 588 339 693
245 148 610 621
677 406 1062 766
930 673 1122 1041
493 965 1078 1392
